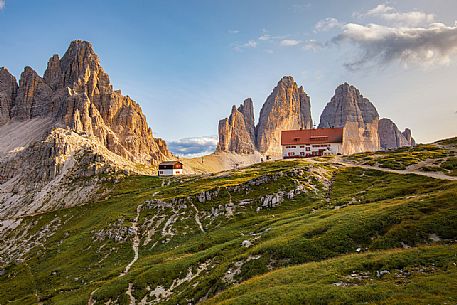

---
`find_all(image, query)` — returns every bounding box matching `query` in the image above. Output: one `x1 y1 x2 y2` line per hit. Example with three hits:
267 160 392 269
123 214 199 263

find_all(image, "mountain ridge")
217 79 414 157
0 40 172 219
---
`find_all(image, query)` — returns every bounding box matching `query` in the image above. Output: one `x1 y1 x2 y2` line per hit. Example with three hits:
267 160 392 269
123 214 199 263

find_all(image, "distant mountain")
0 40 171 218
217 79 415 156
256 76 313 155
217 76 313 156
319 83 414 153
379 118 415 149
216 98 256 154
319 83 380 154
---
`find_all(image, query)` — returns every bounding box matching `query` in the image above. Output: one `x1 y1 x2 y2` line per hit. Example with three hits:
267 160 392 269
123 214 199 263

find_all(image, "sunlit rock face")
319 83 380 155
0 40 172 219
255 76 313 156
1 40 171 164
217 98 256 154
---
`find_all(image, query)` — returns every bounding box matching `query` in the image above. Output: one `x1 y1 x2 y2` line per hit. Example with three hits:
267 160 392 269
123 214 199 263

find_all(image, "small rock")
241 240 252 248
376 270 390 278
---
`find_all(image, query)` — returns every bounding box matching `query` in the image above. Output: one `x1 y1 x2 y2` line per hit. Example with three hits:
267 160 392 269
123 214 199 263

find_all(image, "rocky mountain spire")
319 83 380 154
0 67 18 126
238 98 255 143
43 54 63 90
256 76 313 156
378 118 415 149
217 99 256 154
402 128 416 146
11 66 53 120
1 40 171 164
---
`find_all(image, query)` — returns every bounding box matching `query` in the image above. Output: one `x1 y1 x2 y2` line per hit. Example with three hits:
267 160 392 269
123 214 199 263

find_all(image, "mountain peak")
57 40 104 90
256 76 313 155
67 40 96 55
278 76 296 87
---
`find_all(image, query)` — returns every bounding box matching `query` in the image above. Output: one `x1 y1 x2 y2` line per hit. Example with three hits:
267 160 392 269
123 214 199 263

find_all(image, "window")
306 147 310 151
300 152 305 156
300 146 305 148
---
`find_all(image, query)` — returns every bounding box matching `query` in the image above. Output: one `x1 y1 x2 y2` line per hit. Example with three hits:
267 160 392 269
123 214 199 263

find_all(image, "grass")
347 144 453 172
441 157 457 176
202 245 457 305
1 157 456 304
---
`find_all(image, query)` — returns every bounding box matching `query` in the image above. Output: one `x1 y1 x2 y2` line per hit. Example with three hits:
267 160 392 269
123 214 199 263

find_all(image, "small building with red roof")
281 128 344 158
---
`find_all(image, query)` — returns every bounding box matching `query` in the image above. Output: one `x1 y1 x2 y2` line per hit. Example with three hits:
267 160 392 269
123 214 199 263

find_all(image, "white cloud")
167 136 218 157
359 4 434 26
244 40 257 48
228 30 240 34
315 17 341 32
302 40 322 51
280 39 301 46
258 34 272 41
333 21 457 70
233 40 257 52
0 0 5 10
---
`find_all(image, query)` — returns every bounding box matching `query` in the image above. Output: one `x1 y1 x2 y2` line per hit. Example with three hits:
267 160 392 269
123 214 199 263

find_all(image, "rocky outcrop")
238 98 255 143
319 83 380 154
402 128 416 146
0 68 18 126
256 76 313 156
11 67 53 120
217 99 256 154
378 118 415 149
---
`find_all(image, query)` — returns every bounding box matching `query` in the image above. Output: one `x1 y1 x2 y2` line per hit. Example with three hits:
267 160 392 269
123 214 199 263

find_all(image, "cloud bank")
328 5 457 70
167 136 218 158
360 4 434 26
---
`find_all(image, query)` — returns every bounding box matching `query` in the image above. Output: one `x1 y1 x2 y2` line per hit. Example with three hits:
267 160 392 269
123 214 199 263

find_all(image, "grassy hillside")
346 137 457 176
1 149 456 304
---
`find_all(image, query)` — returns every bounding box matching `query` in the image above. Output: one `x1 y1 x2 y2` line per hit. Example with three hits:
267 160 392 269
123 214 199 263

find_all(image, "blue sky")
1 0 456 156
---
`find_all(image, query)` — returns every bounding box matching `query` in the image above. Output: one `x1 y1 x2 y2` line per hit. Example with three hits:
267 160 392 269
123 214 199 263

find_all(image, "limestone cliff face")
0 40 172 218
217 99 256 154
11 67 53 120
319 83 380 154
256 76 313 156
0 68 18 125
378 118 415 149
1 40 170 164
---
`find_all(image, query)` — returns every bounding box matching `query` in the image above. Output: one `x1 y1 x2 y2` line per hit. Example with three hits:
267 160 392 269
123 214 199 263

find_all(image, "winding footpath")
120 204 142 277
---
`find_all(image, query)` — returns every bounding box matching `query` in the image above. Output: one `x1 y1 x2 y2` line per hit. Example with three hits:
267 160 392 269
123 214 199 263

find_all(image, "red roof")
281 128 343 145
